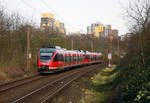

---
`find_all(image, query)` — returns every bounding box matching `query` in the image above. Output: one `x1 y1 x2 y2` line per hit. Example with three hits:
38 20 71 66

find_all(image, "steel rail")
12 65 97 103
0 74 47 93
12 64 100 103
41 66 97 103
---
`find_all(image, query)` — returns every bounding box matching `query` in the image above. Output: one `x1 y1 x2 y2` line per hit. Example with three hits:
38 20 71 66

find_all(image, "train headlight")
46 66 49 70
41 66 44 69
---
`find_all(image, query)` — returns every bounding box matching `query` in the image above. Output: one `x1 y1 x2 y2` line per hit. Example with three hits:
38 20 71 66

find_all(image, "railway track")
0 74 43 93
0 64 102 103
12 64 101 103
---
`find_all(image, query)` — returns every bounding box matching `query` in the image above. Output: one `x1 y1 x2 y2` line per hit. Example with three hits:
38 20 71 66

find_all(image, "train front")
38 47 55 73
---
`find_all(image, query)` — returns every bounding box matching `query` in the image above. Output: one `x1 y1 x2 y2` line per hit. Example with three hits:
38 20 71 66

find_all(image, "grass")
71 81 78 87
0 72 9 82
79 65 118 103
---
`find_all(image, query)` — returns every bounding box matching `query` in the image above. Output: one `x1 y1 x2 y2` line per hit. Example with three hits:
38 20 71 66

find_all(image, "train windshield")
40 48 55 63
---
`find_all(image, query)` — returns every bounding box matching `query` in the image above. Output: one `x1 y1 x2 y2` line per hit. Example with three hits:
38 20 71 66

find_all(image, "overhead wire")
20 0 42 14
40 0 64 22
19 0 50 45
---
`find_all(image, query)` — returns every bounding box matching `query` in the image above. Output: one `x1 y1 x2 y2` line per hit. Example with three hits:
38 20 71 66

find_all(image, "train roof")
42 45 61 49
40 46 102 55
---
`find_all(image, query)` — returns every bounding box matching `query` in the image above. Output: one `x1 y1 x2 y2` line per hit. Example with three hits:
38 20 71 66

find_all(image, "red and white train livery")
37 46 103 73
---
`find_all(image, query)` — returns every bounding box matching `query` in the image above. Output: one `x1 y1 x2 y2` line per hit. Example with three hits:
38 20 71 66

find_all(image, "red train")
38 46 103 73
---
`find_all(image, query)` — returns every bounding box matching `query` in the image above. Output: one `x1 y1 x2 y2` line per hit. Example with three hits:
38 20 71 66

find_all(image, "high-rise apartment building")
87 21 104 37
91 22 103 33
87 26 92 34
105 25 111 37
94 26 105 37
87 22 118 38
59 22 66 34
41 13 55 30
40 13 66 34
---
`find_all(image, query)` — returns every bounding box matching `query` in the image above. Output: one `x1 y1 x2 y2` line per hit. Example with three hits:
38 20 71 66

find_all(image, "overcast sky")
1 0 129 35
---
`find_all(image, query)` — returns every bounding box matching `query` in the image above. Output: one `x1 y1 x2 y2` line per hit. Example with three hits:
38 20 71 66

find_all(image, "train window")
58 54 61 61
53 53 64 62
73 56 75 61
70 56 72 62
40 49 55 63
85 55 87 59
65 55 67 62
78 56 80 61
81 56 83 61
74 56 75 62
67 56 70 62
86 55 90 59
74 56 76 61
69 56 71 62
63 55 65 61
60 54 64 61
53 54 59 62
75 56 76 61
72 56 74 62
59 54 61 61
66 56 68 62
73 56 74 62
65 56 67 62
90 56 92 60
96 56 97 60
84 55 86 59
76 56 77 62
64 55 65 62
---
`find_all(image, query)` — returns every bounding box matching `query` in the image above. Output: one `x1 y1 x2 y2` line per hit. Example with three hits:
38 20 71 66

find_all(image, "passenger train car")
38 46 103 73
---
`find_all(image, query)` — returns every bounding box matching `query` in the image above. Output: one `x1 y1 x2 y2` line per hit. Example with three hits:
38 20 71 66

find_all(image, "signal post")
108 29 113 67
27 26 31 72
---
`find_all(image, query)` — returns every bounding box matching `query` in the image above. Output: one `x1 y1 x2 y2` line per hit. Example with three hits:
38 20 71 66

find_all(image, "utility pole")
118 37 120 63
91 40 94 52
108 29 113 67
27 26 31 72
105 49 108 67
71 39 73 50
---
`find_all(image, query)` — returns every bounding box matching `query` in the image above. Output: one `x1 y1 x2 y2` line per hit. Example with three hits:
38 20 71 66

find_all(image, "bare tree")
124 0 150 65
125 0 150 32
